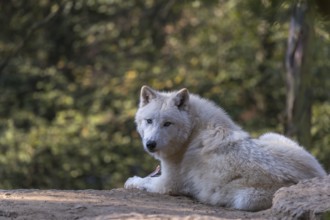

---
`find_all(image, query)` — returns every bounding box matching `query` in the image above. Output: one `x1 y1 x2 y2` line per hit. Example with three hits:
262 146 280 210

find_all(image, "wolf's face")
135 86 192 158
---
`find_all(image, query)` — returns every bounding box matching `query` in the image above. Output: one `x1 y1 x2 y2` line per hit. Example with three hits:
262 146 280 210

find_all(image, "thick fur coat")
125 86 326 211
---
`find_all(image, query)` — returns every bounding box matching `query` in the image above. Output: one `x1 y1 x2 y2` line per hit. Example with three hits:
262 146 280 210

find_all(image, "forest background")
0 0 329 189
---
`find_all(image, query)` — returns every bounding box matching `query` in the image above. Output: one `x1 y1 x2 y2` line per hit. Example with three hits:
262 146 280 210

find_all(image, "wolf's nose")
146 140 157 152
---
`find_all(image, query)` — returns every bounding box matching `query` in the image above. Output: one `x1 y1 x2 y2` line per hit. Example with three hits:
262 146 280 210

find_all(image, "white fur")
125 86 326 211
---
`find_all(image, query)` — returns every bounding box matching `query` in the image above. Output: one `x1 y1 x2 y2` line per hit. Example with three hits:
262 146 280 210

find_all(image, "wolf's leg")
232 188 274 211
124 176 169 194
124 176 151 190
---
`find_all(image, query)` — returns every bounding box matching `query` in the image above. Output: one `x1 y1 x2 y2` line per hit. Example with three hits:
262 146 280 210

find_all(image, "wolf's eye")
146 119 153 124
163 122 172 127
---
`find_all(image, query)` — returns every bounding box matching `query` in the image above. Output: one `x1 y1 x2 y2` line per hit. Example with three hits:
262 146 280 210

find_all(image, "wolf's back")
257 133 327 181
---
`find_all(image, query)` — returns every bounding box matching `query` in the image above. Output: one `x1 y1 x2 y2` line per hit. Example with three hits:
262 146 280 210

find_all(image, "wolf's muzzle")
146 140 157 152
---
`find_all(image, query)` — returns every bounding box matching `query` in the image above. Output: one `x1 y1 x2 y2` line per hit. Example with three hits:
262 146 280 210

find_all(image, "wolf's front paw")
124 176 146 190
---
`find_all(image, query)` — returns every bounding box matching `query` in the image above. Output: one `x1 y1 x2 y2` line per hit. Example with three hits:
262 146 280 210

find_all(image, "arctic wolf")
125 86 326 211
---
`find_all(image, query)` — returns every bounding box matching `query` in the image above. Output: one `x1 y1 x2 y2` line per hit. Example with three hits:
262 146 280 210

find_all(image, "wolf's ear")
174 88 189 110
140 85 157 107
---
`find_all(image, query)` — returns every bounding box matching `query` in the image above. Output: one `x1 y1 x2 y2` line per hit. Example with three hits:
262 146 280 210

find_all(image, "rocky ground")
0 175 329 220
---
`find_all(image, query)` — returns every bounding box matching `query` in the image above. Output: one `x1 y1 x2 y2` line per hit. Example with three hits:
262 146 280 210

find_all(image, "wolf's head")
135 86 192 159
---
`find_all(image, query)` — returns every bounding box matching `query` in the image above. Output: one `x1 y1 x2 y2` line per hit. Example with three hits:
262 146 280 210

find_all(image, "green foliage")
0 0 329 189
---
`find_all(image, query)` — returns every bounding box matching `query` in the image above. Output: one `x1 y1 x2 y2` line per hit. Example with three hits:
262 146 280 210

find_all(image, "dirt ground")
0 188 270 220
0 175 329 220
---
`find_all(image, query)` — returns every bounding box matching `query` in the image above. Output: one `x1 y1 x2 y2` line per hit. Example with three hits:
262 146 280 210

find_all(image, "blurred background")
0 0 329 189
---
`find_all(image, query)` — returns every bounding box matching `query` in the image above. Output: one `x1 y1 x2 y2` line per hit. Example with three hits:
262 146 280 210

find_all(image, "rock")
0 176 328 219
272 175 330 220
0 188 268 219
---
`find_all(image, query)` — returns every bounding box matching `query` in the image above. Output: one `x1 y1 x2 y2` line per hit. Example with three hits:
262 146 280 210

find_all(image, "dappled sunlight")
1 190 100 203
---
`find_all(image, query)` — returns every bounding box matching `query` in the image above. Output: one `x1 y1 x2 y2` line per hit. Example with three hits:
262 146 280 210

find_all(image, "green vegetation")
0 0 329 189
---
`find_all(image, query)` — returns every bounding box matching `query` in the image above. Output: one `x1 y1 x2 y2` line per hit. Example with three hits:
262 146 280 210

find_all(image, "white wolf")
125 86 326 211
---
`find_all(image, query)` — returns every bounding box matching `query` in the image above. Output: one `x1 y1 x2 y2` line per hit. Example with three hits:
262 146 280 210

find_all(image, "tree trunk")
285 1 314 149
